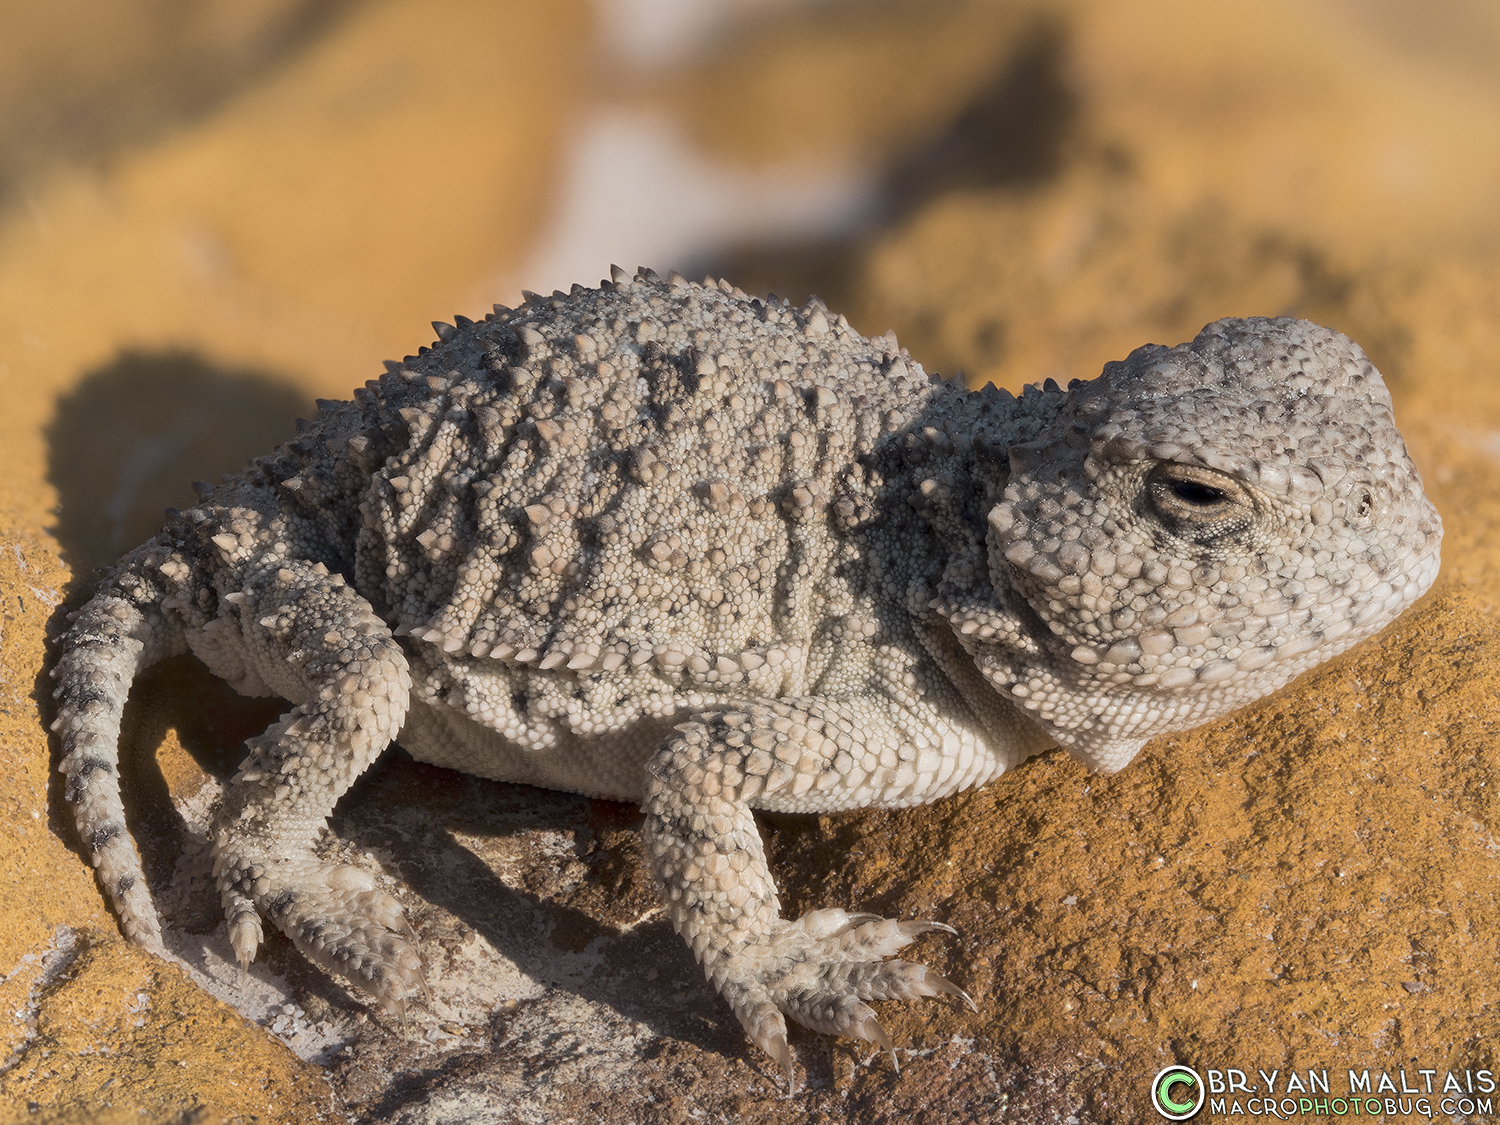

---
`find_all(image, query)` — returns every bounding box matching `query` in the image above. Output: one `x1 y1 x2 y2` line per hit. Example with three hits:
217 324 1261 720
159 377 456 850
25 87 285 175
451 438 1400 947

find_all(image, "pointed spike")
432 320 456 340
453 314 473 329
492 303 511 315
610 263 629 285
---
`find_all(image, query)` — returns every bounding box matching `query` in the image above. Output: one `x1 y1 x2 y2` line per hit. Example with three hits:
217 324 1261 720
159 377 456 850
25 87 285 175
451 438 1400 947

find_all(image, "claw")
921 968 978 1012
858 1012 893 1051
394 916 436 1007
859 1014 899 1074
898 919 957 938
837 911 883 934
229 911 261 985
764 1031 796 1094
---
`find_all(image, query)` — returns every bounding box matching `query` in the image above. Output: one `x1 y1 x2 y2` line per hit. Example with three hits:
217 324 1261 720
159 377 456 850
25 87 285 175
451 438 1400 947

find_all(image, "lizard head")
977 317 1442 772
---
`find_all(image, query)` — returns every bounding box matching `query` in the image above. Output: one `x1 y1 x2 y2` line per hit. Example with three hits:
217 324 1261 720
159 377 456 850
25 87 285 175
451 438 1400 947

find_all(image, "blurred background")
6 3 1500 1121
6 0 1500 572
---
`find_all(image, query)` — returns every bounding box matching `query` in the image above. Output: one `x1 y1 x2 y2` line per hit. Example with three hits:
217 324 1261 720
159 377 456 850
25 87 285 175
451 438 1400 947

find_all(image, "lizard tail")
51 551 187 954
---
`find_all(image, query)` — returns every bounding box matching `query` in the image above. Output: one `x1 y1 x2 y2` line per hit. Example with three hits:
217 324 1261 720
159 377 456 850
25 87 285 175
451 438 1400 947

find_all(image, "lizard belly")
396 696 668 802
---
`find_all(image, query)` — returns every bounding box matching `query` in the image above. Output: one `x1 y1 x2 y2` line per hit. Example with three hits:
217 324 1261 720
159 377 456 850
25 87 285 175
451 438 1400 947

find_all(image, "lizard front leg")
642 696 1006 1086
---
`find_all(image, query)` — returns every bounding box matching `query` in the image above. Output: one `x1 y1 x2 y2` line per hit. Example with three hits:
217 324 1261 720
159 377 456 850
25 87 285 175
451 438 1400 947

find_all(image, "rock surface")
4 1 1500 1122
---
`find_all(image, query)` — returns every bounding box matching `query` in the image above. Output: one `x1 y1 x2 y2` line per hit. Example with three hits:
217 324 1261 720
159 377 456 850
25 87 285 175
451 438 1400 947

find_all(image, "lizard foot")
718 907 974 1090
220 859 430 1017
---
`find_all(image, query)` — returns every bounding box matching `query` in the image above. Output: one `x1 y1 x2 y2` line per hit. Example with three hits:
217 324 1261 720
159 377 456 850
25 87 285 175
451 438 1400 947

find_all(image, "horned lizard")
52 268 1441 1085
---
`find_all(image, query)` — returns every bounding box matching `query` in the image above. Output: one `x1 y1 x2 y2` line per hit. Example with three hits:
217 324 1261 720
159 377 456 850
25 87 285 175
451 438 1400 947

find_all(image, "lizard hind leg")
209 559 423 1013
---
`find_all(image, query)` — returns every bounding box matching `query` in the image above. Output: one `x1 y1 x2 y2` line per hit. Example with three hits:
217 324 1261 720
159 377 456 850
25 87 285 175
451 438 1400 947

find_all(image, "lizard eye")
1146 463 1252 542
1170 480 1226 506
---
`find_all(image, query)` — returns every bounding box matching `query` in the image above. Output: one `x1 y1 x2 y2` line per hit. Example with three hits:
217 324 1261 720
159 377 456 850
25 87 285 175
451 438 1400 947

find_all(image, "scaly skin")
52 268 1442 1087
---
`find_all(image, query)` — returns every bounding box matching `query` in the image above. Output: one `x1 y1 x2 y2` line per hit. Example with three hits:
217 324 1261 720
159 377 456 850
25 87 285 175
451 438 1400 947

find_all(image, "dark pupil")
1172 480 1225 506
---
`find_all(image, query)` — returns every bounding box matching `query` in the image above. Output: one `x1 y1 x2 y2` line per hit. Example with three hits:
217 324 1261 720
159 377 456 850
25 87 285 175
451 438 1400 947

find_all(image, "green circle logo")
1152 1065 1204 1120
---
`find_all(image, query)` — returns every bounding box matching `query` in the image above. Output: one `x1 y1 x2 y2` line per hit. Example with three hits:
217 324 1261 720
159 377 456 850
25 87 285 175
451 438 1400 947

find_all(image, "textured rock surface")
6 1 1500 1123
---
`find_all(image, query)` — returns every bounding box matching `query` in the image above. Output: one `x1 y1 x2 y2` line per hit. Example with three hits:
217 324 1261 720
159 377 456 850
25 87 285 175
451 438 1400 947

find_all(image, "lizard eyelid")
1145 462 1253 539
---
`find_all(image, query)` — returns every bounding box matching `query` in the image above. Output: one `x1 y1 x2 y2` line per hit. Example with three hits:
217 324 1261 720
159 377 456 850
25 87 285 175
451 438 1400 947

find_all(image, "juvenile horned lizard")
53 268 1441 1083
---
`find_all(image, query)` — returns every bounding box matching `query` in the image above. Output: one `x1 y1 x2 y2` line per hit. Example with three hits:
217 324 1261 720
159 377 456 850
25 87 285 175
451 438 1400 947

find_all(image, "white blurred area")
509 108 878 298
595 0 815 68
506 0 878 299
